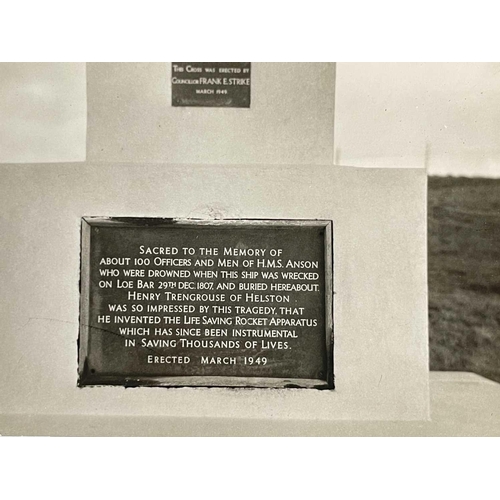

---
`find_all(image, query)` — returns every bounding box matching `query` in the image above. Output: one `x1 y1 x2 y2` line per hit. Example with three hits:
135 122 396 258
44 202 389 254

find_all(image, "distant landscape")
429 176 500 383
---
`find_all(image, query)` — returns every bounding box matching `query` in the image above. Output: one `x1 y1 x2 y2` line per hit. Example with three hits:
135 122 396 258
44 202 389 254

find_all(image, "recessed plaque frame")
78 218 333 389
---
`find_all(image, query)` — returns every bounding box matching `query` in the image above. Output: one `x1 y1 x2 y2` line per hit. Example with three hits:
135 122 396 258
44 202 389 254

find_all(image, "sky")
0 62 499 176
0 63 86 163
335 63 500 177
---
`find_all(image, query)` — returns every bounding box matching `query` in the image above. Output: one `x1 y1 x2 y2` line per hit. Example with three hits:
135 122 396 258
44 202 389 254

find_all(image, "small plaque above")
171 62 251 108
78 218 333 389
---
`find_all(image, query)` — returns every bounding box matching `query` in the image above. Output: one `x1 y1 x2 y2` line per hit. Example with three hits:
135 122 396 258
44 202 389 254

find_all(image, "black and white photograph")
0 7 498 497
1 61 499 436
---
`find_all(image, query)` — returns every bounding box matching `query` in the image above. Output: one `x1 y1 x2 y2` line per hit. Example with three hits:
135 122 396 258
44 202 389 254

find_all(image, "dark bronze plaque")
78 218 333 388
171 62 251 107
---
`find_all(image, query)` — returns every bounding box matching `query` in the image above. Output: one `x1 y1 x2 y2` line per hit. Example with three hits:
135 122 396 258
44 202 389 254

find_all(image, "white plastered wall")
86 62 336 165
0 62 430 424
0 163 429 420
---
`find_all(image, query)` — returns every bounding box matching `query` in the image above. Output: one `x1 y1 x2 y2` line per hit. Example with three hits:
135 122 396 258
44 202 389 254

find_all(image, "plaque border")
171 62 251 108
78 217 334 390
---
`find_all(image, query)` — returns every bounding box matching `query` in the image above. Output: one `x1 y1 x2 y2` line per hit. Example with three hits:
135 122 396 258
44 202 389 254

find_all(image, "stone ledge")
1 372 498 436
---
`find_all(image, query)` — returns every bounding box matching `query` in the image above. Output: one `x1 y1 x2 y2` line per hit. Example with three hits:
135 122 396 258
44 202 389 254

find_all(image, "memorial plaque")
78 218 333 388
171 62 251 107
